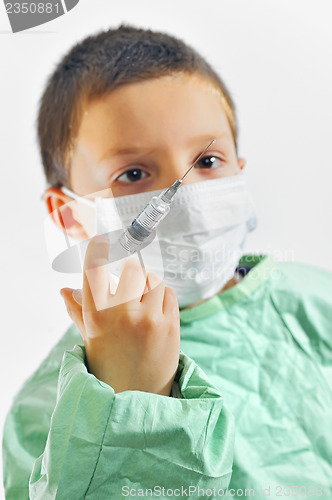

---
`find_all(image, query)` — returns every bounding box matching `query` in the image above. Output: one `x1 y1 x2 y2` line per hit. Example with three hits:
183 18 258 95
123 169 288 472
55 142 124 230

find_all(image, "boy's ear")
237 158 246 170
44 187 90 240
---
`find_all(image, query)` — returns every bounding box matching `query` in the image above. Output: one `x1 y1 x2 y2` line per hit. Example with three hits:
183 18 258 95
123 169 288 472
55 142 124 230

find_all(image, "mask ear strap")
61 186 94 208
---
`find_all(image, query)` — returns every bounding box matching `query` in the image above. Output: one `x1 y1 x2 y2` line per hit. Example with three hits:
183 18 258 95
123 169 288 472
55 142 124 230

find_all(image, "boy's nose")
159 159 201 187
159 139 215 186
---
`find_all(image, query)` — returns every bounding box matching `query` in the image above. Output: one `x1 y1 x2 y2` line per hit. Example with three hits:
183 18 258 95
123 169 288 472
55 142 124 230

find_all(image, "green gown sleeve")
4 345 234 499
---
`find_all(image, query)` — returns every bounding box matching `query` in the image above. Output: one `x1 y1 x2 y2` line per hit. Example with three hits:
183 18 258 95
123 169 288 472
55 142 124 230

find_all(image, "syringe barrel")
118 195 171 252
135 195 170 231
118 226 146 253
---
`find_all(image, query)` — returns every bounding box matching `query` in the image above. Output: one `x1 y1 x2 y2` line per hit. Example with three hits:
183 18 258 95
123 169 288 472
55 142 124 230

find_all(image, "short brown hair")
38 25 238 188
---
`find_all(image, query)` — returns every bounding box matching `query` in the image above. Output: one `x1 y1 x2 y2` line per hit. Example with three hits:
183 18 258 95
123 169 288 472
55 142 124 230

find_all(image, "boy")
3 26 332 499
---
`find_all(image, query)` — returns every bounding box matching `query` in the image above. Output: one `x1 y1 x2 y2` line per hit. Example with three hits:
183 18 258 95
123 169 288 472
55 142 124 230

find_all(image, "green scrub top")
180 255 332 498
3 255 332 499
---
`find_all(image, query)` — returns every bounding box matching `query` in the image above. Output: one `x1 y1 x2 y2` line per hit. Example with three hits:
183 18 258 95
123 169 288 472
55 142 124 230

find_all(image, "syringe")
115 139 216 257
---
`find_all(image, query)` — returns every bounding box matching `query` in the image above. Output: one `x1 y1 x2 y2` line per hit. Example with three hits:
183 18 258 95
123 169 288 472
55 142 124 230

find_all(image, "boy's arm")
4 345 234 499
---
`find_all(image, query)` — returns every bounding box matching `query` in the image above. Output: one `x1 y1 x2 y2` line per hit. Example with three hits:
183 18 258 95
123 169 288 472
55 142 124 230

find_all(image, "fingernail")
72 289 83 305
95 233 109 241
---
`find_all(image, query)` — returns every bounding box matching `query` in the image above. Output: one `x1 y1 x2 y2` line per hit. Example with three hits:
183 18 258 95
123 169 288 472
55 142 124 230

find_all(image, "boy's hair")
38 25 238 188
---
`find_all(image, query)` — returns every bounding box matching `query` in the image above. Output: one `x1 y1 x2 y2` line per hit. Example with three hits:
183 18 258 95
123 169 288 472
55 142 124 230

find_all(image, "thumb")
60 288 86 336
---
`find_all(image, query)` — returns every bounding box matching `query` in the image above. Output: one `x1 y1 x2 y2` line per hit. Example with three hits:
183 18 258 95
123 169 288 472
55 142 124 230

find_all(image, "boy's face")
46 73 244 238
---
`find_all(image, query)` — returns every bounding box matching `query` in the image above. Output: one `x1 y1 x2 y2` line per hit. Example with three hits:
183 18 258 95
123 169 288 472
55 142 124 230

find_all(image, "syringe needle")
160 139 217 202
180 139 216 181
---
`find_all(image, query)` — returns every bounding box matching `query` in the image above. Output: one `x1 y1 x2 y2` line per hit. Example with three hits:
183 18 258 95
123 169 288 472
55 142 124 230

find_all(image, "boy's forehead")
77 74 234 150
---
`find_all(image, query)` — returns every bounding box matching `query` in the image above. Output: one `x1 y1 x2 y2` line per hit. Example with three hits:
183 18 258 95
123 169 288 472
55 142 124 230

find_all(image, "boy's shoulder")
3 325 82 480
11 325 81 406
247 256 332 351
279 258 332 282
241 253 332 298
274 258 332 301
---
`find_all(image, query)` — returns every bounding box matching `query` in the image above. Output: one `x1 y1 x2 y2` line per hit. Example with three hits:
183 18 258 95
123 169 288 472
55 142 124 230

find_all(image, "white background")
1 0 332 494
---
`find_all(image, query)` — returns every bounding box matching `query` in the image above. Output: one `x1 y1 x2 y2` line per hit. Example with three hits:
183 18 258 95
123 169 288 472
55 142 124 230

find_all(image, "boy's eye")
195 155 225 169
116 168 149 183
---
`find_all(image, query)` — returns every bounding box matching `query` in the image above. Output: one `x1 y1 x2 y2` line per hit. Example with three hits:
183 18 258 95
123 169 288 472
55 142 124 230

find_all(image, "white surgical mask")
61 174 257 308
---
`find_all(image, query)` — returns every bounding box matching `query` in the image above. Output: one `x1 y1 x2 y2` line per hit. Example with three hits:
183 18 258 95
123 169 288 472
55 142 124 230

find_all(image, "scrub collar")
179 255 277 324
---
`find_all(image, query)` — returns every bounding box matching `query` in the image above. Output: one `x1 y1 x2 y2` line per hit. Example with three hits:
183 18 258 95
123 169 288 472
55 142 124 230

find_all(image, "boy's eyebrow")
187 133 228 145
99 146 152 162
99 134 228 162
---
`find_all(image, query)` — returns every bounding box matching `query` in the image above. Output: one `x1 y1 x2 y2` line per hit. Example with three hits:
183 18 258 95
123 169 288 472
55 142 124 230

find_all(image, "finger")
162 286 180 322
113 257 147 306
60 288 86 336
83 234 110 312
72 288 82 305
142 272 163 295
141 273 165 314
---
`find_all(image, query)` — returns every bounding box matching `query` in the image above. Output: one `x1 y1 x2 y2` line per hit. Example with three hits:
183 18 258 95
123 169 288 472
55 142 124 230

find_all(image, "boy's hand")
60 235 180 396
